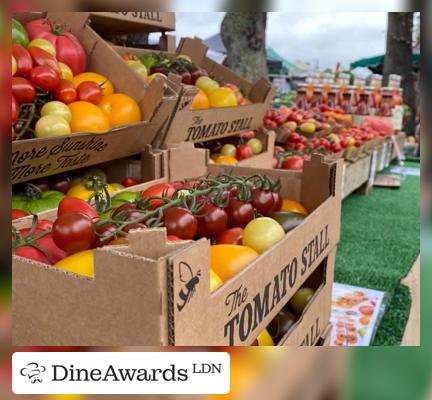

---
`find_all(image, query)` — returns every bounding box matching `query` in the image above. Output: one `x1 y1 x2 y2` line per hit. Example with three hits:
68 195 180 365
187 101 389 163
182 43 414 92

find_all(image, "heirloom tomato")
55 250 94 278
73 72 114 96
41 101 72 123
196 203 228 238
216 227 243 245
163 207 198 240
35 115 70 138
68 101 110 133
12 18 29 47
28 46 61 76
242 217 285 254
28 38 56 57
30 65 60 92
12 190 64 214
141 183 176 209
99 94 141 127
59 62 74 81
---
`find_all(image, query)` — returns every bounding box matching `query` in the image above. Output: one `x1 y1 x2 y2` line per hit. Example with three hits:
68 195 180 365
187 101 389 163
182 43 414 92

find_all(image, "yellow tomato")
99 94 141 127
210 245 259 282
243 217 285 254
214 155 238 165
55 250 94 278
66 182 116 201
41 101 72 123
195 76 219 95
73 72 114 96
177 54 192 63
281 199 308 215
68 101 111 133
12 56 17 76
209 87 238 108
210 269 223 293
59 62 74 81
35 115 71 138
257 328 274 346
126 60 148 80
28 38 56 56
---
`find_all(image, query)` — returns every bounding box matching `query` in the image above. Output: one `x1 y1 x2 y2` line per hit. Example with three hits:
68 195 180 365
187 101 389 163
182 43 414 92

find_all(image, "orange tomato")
99 94 142 127
210 244 259 282
68 101 110 133
214 155 238 165
191 89 209 110
208 87 238 108
73 72 114 97
281 199 308 215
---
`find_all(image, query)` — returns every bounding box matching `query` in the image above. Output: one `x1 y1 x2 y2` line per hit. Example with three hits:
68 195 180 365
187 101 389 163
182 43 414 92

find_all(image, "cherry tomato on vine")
112 203 141 220
12 95 19 124
225 199 254 228
251 188 275 216
196 203 228 238
12 77 36 104
216 227 243 245
163 207 197 240
123 222 146 233
93 223 118 248
141 183 176 210
236 145 254 160
57 197 99 220
77 81 103 105
12 209 29 220
121 177 140 188
271 192 283 212
52 212 95 254
54 79 77 104
30 65 60 92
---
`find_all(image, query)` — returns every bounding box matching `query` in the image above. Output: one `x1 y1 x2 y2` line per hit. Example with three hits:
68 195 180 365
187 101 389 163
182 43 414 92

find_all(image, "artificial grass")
335 163 420 345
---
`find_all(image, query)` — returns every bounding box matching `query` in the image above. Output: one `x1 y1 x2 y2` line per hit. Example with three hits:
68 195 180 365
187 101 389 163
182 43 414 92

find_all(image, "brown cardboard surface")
13 154 342 346
342 154 372 199
12 12 178 184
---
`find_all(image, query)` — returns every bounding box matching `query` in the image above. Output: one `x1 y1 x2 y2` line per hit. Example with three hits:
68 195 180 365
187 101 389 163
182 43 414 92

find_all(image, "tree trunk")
383 12 416 134
221 12 268 82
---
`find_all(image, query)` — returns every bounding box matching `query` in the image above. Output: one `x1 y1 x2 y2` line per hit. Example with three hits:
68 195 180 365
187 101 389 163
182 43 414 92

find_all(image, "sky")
174 12 389 70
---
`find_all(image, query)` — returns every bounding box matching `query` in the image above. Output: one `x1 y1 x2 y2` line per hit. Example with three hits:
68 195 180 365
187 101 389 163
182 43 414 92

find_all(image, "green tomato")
139 54 157 70
12 189 64 214
289 287 315 315
242 217 285 254
269 211 306 233
12 193 28 212
247 138 263 155
35 115 71 138
12 18 29 48
111 191 140 208
41 101 72 123
221 144 237 158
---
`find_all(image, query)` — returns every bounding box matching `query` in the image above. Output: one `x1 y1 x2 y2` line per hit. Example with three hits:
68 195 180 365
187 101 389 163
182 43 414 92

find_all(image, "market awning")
266 47 296 72
351 53 420 69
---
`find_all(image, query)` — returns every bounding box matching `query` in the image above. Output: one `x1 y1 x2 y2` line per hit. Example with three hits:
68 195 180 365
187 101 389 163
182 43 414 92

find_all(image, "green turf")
335 163 420 345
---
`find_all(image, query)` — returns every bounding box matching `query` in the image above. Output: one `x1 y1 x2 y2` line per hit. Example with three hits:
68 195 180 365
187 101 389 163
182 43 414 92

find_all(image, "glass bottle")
356 93 370 115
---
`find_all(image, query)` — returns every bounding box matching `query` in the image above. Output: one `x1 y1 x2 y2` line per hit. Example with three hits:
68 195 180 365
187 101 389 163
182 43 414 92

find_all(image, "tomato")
59 62 74 81
282 156 304 171
12 190 64 214
77 81 103 105
28 38 56 57
289 287 315 314
247 138 263 155
36 219 53 230
35 115 71 138
41 101 72 123
195 76 219 95
256 329 274 346
12 18 29 47
26 18 86 75
12 55 17 76
210 244 258 282
109 237 129 246
57 197 99 220
93 223 119 248
52 212 95 254
163 207 197 240
196 203 228 238
281 199 308 215
112 203 143 222
214 155 238 165
73 72 114 97
28 46 61 77
66 182 115 202
12 209 29 220
15 245 51 264
210 269 223 293
54 250 94 278
126 60 148 80
236 145 254 160
111 191 140 208
12 96 19 124
167 235 183 242
12 44 33 77
239 130 255 139
243 217 285 254
123 222 146 234
269 211 306 233
12 77 36 104
268 309 297 342
54 79 77 104
68 101 111 133
216 227 243 245
191 89 209 110
141 183 176 210
251 188 275 216
226 199 254 228
271 192 283 212
208 87 238 108
99 94 141 127
30 65 60 92
221 144 237 158
121 177 140 188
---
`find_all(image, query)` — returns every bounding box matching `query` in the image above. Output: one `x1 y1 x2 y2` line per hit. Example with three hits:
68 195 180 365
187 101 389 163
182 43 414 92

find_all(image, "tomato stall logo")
20 362 46 384
177 262 201 312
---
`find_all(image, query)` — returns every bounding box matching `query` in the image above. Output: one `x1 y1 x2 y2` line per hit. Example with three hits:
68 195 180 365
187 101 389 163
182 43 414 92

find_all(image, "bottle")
341 92 353 114
356 93 370 115
309 88 323 109
327 85 339 109
379 89 394 117
295 87 308 110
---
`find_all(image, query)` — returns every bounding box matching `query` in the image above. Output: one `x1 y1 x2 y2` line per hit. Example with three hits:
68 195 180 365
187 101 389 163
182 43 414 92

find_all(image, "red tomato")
226 199 254 228
28 46 61 77
112 203 142 221
238 130 255 139
26 19 87 75
274 145 285 154
49 175 71 194
196 203 228 238
121 177 140 188
294 143 305 151
141 183 176 210
12 77 36 104
163 207 198 240
272 157 278 169
251 188 275 216
57 197 99 220
77 81 103 105
236 145 254 160
12 44 33 76
282 156 304 171
216 227 243 245
52 212 95 254
54 79 77 104
271 192 283 212
167 235 183 242
93 223 118 248
30 65 60 92
331 144 342 153
37 219 53 230
15 246 51 264
12 209 29 219
12 96 19 124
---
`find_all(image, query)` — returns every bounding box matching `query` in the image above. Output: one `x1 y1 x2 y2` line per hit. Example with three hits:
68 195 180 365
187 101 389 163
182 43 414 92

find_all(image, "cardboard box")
113 38 275 147
341 154 372 199
13 153 342 346
12 12 178 184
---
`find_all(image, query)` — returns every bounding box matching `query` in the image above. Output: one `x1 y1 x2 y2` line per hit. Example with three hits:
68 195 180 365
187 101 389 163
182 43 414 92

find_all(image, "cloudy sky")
174 12 389 70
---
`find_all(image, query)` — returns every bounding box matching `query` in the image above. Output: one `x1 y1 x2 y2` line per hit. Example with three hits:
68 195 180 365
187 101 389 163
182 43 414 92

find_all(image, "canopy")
351 53 420 69
266 47 296 72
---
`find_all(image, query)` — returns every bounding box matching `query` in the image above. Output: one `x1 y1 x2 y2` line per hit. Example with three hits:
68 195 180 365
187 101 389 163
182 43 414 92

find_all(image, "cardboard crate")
113 38 275 147
341 154 372 199
12 12 178 184
13 153 342 346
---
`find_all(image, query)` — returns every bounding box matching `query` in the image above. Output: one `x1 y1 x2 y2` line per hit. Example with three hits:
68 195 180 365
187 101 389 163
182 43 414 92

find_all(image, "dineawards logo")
12 352 230 395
